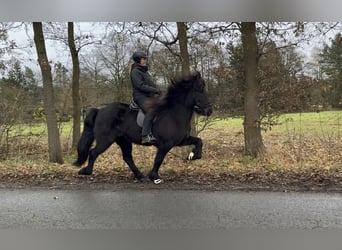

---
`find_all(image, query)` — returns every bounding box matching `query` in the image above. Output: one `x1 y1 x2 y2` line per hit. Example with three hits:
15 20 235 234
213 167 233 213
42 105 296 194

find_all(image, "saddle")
129 99 145 127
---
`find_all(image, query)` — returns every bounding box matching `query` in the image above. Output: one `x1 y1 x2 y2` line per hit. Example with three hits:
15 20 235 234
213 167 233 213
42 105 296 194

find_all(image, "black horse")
73 72 212 184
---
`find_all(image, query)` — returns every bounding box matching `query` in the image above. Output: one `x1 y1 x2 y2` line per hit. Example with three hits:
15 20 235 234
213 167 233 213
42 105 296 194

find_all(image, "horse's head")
164 71 212 116
188 71 213 116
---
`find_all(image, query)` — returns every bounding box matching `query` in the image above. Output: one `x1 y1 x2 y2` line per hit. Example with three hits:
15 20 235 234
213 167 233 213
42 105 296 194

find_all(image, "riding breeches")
134 97 156 136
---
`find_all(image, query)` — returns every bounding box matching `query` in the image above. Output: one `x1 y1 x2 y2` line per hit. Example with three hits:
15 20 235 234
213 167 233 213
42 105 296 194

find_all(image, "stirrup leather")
129 98 140 110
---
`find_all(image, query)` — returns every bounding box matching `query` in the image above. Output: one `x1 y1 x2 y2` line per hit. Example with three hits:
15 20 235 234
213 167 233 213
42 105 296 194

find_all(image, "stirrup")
141 134 157 144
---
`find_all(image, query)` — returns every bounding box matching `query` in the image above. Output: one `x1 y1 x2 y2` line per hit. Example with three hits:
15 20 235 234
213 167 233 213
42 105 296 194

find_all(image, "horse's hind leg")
116 138 144 181
78 135 115 175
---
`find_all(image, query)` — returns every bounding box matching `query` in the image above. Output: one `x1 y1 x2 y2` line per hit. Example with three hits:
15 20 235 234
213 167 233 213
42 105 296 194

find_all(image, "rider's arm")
131 70 160 94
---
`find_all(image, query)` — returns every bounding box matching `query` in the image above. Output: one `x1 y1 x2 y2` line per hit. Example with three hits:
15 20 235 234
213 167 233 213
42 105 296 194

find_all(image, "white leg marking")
154 179 163 184
188 152 195 160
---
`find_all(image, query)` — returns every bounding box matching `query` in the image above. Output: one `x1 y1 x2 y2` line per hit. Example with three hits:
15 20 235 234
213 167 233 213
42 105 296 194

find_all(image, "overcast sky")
5 23 105 73
3 22 342 77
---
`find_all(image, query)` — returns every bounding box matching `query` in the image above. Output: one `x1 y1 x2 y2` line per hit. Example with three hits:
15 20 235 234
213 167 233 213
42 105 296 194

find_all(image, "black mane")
156 72 200 112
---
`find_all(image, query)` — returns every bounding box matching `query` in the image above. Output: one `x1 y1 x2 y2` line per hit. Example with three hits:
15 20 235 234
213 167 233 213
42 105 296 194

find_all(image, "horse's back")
93 102 130 131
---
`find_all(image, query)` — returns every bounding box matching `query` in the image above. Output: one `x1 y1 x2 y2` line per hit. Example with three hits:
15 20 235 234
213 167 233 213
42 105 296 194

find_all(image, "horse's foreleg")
179 136 203 160
116 138 144 181
148 147 171 184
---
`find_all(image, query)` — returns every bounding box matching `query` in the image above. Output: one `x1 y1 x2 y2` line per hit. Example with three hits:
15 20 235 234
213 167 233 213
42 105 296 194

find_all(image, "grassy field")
209 110 342 135
1 110 342 191
5 110 342 164
8 110 342 137
192 110 342 179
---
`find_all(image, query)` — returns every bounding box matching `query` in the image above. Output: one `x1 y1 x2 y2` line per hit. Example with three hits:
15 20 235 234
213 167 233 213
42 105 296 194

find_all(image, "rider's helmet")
132 51 148 63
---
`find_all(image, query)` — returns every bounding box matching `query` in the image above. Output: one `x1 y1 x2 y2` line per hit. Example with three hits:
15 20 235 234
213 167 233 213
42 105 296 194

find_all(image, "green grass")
205 110 342 137
9 121 74 138
209 117 243 130
271 111 342 137
9 122 47 136
7 110 342 143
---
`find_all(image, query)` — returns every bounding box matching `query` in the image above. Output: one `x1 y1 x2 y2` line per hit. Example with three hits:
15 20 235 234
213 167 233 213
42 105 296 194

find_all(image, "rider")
130 51 161 145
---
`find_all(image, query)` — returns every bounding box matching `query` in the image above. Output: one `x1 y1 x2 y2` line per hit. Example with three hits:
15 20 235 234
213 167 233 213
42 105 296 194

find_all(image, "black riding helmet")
132 51 148 63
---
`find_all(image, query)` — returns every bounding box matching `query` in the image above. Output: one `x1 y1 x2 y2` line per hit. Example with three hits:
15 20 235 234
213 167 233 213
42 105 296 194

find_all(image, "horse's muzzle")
195 105 213 116
204 107 213 116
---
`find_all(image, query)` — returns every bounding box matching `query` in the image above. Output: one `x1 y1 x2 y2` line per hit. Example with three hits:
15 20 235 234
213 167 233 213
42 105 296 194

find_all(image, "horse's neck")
169 103 194 124
159 92 194 124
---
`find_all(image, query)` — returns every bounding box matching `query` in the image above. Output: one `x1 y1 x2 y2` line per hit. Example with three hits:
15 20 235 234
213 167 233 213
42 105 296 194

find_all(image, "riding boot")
141 112 157 144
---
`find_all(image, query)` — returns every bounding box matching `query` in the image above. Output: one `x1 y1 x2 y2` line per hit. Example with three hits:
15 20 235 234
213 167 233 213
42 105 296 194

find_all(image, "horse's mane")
164 78 192 101
154 72 200 113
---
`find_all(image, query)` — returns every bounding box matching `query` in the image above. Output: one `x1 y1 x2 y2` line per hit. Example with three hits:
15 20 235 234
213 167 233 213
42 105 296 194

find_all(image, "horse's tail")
73 108 98 167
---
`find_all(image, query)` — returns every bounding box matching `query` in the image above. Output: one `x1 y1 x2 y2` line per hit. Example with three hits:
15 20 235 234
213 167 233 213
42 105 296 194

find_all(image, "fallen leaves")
0 125 342 192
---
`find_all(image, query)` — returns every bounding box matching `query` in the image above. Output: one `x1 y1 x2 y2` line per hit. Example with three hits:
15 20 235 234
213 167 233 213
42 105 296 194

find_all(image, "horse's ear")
192 70 201 79
171 73 183 84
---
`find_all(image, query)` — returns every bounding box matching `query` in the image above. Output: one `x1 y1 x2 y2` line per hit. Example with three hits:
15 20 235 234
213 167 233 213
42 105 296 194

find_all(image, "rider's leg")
141 110 157 144
134 97 157 144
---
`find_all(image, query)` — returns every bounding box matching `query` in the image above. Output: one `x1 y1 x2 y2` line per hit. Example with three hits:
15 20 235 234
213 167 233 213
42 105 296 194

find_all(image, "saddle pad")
137 109 145 127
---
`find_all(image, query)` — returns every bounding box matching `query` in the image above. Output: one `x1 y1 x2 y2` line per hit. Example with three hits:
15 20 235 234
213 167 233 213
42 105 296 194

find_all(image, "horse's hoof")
78 168 92 175
133 177 145 183
153 179 163 184
72 161 82 168
188 152 195 160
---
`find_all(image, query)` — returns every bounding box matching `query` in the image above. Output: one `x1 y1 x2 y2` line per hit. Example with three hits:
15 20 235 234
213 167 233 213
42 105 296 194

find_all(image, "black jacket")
130 63 160 100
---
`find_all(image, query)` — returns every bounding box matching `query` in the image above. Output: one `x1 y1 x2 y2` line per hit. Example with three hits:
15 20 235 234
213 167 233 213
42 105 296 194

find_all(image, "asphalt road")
1 189 342 229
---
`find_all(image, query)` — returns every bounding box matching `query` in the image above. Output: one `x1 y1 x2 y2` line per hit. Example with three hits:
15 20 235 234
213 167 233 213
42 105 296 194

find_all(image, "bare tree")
0 22 16 157
98 28 133 102
177 22 190 76
0 22 19 72
32 22 63 163
241 22 266 157
68 22 81 149
239 22 338 157
43 22 100 149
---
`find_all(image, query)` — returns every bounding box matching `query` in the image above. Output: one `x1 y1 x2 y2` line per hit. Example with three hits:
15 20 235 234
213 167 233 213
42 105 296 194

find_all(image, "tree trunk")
177 22 190 76
176 22 194 158
68 22 81 149
33 22 63 164
241 22 266 157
